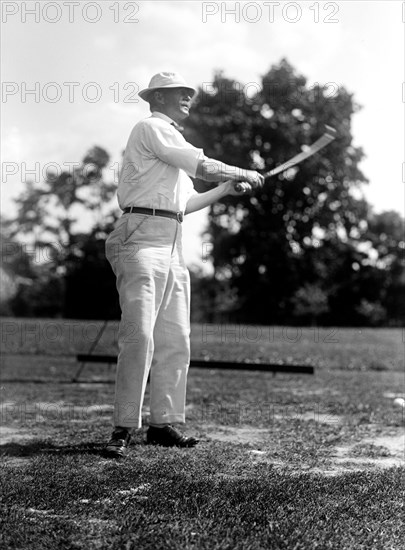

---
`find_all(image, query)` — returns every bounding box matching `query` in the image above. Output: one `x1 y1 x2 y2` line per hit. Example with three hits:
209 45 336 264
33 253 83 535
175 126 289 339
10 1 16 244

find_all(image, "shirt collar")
151 111 176 125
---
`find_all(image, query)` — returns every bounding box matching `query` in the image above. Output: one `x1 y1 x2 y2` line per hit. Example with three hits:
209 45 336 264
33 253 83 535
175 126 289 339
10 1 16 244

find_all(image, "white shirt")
117 112 205 212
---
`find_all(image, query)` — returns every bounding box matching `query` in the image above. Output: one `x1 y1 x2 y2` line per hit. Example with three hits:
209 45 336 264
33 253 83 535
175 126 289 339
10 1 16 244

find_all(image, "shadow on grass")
1 378 114 384
0 440 107 458
0 431 147 460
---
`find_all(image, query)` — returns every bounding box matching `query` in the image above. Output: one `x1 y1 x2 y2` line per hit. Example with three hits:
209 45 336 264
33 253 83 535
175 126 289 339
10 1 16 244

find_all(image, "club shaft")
234 126 336 192
263 133 335 179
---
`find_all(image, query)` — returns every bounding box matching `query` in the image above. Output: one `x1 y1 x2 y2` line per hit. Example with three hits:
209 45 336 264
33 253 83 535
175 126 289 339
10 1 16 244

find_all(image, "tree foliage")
2 146 119 318
186 59 403 325
6 146 115 262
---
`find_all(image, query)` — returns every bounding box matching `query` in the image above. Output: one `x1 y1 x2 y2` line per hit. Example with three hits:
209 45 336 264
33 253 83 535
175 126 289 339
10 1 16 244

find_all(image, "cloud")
1 126 23 159
93 34 119 51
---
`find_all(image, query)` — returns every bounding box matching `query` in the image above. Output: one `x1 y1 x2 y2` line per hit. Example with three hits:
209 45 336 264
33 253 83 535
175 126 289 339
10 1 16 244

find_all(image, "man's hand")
223 180 253 196
240 170 264 189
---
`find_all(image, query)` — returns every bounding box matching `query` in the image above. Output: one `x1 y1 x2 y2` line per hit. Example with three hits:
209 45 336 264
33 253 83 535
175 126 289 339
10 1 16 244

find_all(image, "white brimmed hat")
138 72 196 102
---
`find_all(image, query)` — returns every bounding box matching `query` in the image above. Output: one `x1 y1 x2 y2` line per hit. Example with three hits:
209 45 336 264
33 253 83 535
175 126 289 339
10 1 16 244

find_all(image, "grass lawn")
0 318 404 549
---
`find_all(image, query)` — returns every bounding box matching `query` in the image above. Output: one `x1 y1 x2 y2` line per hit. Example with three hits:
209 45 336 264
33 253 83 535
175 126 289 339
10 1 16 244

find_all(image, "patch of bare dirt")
204 424 404 476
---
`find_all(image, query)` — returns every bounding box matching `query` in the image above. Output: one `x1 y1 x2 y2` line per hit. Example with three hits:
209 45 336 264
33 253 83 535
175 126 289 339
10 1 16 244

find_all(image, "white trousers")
105 213 191 428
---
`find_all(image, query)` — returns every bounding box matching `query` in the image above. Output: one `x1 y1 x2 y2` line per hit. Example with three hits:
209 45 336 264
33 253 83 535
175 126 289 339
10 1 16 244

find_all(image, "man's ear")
153 91 165 105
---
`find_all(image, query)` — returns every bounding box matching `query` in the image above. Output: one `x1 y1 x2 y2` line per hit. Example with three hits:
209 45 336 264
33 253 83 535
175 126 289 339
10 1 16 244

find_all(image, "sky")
1 0 404 268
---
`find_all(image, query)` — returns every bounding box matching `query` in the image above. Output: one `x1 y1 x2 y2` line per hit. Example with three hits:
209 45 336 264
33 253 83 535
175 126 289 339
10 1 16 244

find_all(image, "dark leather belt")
123 206 184 223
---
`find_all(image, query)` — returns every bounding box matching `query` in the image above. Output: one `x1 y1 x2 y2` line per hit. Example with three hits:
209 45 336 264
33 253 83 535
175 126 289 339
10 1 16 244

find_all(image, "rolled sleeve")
144 123 205 178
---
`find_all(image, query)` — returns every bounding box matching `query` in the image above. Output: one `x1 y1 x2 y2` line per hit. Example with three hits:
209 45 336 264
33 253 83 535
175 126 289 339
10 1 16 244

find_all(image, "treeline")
1 60 404 326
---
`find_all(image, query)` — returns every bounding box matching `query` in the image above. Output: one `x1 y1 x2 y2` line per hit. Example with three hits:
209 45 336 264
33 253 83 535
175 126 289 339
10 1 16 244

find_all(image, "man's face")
158 87 194 122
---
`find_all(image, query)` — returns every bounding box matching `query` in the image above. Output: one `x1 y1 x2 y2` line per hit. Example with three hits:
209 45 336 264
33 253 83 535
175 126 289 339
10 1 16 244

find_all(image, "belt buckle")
176 211 184 223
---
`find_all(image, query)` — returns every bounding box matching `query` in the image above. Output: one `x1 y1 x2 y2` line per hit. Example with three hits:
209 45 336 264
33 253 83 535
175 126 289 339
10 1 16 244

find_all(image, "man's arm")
144 121 264 187
196 159 264 188
185 180 252 215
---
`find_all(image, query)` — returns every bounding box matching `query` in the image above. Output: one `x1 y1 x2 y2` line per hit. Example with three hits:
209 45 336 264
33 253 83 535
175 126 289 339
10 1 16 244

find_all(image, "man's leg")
104 215 174 456
147 226 199 447
148 260 191 426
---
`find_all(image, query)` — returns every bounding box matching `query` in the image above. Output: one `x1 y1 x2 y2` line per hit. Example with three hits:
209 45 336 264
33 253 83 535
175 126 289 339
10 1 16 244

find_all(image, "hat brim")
139 85 196 102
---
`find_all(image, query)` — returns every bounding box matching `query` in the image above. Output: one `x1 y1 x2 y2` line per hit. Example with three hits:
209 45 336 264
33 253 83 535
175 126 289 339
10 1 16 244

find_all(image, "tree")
4 146 119 318
186 59 401 325
363 210 405 325
291 283 329 325
7 146 115 265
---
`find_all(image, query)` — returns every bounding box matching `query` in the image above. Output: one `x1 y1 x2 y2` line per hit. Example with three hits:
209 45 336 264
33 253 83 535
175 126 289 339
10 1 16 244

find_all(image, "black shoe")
104 427 131 458
146 425 199 448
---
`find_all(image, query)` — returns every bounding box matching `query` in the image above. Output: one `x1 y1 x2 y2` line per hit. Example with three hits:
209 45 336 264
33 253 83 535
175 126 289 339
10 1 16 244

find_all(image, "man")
105 72 263 458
